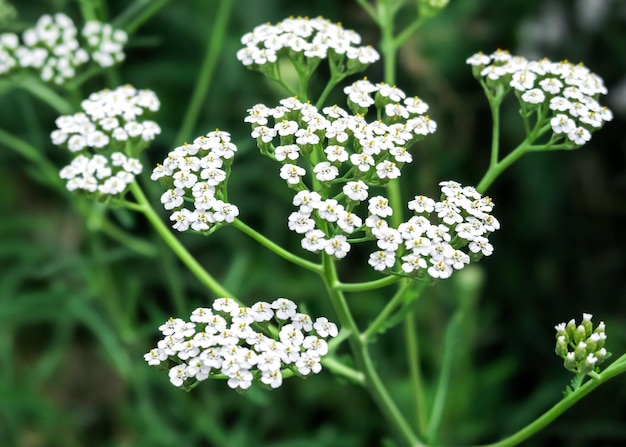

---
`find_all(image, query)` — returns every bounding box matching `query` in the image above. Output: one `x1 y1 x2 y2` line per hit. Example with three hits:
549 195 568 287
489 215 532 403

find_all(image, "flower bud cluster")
0 13 127 84
52 85 161 196
466 49 612 147
144 298 338 390
555 313 608 375
151 130 239 233
237 16 379 72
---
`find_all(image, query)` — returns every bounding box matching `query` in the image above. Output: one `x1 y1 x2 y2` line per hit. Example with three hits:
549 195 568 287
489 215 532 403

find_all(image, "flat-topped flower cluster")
151 130 239 232
555 313 608 375
245 80 497 279
466 49 612 147
237 16 379 70
53 85 161 195
144 298 338 390
0 13 127 83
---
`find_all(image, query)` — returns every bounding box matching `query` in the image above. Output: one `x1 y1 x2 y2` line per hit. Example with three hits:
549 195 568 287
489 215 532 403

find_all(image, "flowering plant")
2 1 625 446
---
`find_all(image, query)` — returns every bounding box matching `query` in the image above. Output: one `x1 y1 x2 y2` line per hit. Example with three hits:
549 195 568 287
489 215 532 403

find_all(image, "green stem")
321 254 422 447
378 1 398 85
112 0 172 34
129 182 234 298
405 315 429 437
462 357 626 447
489 98 501 168
77 0 99 21
231 219 322 274
18 77 73 114
0 129 156 257
336 274 402 292
426 310 462 443
475 142 530 194
322 355 366 385
363 280 427 342
394 17 426 48
315 75 343 110
174 0 234 143
356 0 380 24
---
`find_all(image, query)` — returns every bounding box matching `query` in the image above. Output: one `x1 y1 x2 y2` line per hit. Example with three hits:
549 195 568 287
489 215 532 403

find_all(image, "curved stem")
363 280 427 342
356 0 380 24
18 77 73 114
322 254 422 447
112 0 171 34
394 17 426 48
336 274 402 292
426 310 462 443
315 75 343 110
461 357 626 447
231 219 322 274
129 182 234 298
475 143 530 195
322 355 366 385
174 0 234 143
405 315 429 437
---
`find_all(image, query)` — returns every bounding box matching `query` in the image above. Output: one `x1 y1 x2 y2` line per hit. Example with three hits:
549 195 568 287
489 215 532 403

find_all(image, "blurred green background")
1 0 625 446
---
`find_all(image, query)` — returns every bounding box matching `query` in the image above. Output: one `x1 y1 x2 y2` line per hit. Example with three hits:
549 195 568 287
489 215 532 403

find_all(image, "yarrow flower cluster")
52 85 161 195
555 313 608 375
151 130 239 233
0 13 127 83
237 16 379 72
144 298 338 390
466 49 612 147
245 80 497 279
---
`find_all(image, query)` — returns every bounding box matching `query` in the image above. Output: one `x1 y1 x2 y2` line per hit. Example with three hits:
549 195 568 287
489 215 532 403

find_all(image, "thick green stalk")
336 275 402 292
405 316 429 437
231 218 322 274
426 310 462 443
462 356 626 447
322 254 422 447
129 182 234 298
475 143 530 194
18 77 73 114
174 0 234 143
322 355 366 385
112 0 171 34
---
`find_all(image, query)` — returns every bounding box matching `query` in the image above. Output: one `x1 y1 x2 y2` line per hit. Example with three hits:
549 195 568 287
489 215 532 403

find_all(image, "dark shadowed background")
1 0 625 446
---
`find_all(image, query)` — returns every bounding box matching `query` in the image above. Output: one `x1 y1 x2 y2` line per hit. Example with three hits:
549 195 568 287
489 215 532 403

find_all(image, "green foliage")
1 0 625 446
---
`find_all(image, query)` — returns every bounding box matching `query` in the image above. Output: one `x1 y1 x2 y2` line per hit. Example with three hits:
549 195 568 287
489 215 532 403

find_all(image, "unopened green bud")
574 341 587 362
565 319 577 340
595 347 607 363
555 335 568 358
581 353 598 375
564 352 577 373
594 321 606 336
555 322 567 339
581 313 593 337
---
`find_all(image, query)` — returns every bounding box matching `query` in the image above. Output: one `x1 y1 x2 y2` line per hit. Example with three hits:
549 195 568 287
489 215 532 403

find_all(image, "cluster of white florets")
81 20 127 68
293 180 498 279
466 49 612 147
151 130 240 233
555 313 608 375
53 85 161 195
245 80 493 279
144 297 338 390
237 16 379 69
0 13 127 83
